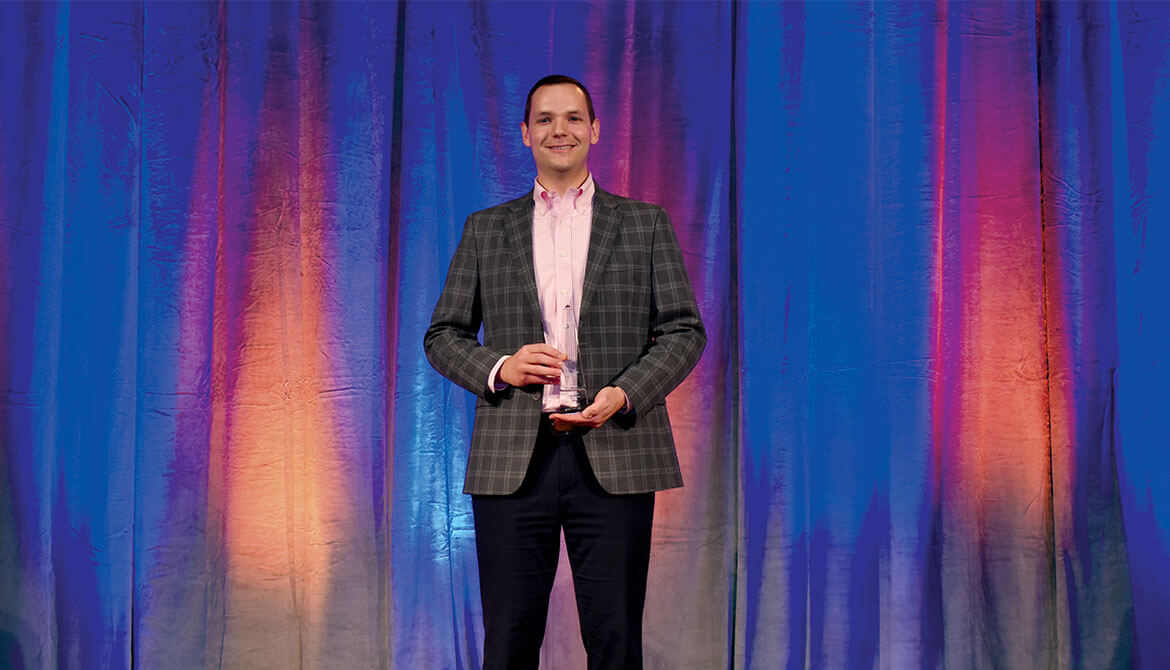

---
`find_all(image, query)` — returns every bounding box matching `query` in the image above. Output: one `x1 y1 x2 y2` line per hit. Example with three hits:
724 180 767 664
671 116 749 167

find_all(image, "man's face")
521 83 600 183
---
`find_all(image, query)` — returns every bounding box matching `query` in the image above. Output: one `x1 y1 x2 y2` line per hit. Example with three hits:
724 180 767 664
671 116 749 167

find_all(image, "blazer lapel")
580 187 619 317
504 194 542 318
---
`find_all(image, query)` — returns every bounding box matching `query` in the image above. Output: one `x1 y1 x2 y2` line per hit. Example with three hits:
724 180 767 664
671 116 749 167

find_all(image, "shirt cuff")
487 355 511 393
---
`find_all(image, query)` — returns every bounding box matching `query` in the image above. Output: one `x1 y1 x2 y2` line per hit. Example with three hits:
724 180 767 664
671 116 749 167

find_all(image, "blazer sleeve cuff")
487 355 511 393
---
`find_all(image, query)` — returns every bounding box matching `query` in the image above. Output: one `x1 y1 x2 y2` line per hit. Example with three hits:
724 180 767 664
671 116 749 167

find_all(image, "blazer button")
531 391 541 400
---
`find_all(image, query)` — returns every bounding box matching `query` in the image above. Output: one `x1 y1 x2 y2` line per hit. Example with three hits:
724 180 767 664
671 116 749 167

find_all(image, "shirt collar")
533 174 594 216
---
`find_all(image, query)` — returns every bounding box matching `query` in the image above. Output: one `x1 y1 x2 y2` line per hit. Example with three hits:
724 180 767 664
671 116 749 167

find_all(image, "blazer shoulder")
468 192 533 220
595 186 665 213
594 187 669 226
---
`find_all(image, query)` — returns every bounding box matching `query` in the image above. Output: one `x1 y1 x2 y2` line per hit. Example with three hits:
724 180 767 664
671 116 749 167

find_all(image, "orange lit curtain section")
0 1 1165 668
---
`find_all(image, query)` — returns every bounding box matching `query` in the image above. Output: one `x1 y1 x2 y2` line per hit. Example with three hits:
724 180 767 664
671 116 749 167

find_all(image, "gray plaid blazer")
424 186 706 495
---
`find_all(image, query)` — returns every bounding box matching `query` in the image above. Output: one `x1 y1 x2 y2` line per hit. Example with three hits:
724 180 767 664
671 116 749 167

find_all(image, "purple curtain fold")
0 1 1164 668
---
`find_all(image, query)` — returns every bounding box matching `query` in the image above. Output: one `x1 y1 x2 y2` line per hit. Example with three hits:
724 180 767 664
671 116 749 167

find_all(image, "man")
424 74 705 669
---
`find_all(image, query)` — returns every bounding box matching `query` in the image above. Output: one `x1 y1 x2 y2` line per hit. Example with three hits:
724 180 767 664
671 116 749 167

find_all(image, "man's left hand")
549 386 627 429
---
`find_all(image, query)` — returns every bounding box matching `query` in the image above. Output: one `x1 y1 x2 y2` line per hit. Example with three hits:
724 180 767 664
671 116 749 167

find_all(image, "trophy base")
550 410 582 435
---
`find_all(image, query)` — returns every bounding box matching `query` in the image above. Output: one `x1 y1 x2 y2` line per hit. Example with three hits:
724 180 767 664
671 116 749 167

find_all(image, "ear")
521 122 531 147
590 118 600 145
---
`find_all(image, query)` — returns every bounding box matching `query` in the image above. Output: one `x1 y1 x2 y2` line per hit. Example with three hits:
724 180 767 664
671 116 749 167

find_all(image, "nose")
551 117 567 135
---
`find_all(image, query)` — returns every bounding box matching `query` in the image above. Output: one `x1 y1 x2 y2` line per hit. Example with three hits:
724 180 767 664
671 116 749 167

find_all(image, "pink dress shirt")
530 175 594 411
489 174 633 415
487 175 594 411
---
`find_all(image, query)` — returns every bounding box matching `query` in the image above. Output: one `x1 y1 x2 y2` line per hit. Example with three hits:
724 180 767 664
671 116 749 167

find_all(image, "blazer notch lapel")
580 191 620 317
504 196 542 319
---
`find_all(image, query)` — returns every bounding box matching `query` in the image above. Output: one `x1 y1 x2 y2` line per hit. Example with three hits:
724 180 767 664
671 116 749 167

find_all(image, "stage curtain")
0 1 1164 668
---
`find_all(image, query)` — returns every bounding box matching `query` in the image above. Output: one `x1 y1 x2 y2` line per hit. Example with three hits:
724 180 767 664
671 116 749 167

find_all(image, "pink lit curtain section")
0 1 1164 668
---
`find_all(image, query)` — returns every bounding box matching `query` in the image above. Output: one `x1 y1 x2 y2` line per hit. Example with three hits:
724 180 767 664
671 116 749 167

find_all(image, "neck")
536 170 588 197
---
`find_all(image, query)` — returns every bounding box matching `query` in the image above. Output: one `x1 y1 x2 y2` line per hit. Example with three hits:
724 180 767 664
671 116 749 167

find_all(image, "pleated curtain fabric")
0 1 1164 668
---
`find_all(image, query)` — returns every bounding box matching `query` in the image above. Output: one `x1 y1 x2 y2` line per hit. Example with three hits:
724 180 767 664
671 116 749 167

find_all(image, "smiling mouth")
547 144 576 152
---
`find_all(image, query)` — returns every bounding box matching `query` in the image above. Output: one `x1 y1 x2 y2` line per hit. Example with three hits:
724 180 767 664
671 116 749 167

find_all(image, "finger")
549 412 592 426
523 353 564 368
530 371 565 385
582 399 615 418
552 407 610 428
523 364 562 378
523 343 567 360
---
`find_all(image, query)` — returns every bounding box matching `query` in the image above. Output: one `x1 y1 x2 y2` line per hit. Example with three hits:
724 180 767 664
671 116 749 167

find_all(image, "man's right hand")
498 344 566 387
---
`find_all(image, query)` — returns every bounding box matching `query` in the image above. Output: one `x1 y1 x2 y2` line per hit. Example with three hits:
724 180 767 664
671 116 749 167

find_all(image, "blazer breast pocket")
602 258 649 288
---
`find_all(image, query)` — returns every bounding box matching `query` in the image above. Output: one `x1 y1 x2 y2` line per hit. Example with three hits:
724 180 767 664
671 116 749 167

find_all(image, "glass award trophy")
551 304 586 434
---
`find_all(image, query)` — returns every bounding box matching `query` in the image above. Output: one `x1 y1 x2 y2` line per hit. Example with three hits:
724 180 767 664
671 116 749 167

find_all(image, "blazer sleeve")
610 207 706 411
423 214 509 399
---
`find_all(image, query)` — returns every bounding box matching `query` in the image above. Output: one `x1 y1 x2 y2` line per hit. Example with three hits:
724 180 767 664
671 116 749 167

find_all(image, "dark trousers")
472 427 655 670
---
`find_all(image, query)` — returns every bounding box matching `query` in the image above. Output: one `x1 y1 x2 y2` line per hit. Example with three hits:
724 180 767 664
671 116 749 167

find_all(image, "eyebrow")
533 108 585 117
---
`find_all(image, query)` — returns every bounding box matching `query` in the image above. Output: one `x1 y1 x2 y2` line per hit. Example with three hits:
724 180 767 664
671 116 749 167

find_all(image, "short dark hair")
523 74 595 125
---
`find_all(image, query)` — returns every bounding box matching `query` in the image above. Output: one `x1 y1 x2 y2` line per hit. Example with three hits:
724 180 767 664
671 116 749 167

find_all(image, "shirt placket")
553 199 577 399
